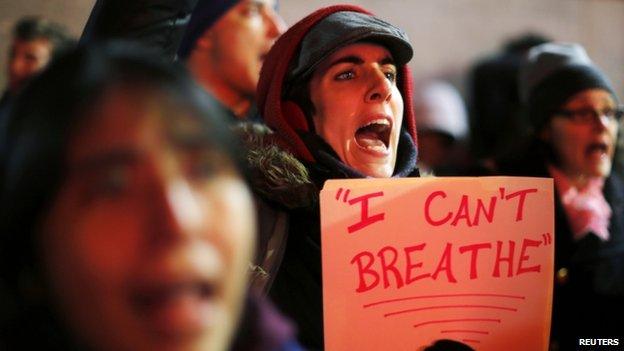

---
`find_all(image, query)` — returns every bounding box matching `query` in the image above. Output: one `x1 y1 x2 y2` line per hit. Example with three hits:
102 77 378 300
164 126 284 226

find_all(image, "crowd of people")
0 1 623 350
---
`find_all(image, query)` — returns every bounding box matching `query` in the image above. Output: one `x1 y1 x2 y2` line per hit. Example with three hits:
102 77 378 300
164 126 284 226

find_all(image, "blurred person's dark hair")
468 32 551 168
423 339 475 351
0 41 244 348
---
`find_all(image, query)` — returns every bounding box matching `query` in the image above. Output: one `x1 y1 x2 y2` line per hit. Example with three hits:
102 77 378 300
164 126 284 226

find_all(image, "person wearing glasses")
497 42 624 349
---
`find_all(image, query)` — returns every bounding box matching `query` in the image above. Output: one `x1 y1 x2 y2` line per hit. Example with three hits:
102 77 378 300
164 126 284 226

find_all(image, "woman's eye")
602 108 615 118
335 70 355 81
85 166 131 201
241 2 262 17
384 71 397 83
186 150 232 180
189 160 218 179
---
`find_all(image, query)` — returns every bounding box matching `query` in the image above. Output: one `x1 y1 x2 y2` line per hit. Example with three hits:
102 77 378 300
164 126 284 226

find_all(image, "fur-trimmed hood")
233 122 318 209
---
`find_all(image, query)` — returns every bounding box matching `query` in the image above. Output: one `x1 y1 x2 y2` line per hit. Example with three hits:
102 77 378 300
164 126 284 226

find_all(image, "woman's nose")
152 178 206 243
365 70 393 103
265 8 287 39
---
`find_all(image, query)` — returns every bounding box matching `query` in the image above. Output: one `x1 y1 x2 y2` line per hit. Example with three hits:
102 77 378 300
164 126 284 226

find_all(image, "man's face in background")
7 37 52 94
204 0 286 98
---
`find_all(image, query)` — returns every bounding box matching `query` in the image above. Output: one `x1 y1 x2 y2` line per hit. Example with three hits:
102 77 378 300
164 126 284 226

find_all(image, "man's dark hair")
12 16 75 58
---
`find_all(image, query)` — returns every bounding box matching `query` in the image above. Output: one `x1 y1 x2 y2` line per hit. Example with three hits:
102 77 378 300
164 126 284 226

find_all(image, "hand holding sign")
320 177 553 350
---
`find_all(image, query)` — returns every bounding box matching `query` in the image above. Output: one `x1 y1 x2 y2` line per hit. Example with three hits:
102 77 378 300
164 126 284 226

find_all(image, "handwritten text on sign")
320 177 554 351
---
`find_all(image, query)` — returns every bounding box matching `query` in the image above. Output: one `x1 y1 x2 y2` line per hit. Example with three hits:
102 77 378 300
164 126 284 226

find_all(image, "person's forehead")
232 0 277 11
240 0 278 7
563 88 614 107
12 38 52 53
69 94 158 161
70 88 215 162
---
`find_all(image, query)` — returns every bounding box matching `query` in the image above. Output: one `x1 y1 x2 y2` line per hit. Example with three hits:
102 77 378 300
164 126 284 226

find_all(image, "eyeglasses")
554 106 624 125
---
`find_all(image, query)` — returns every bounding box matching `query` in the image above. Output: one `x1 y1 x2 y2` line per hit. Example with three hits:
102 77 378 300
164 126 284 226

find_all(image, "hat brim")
287 11 413 83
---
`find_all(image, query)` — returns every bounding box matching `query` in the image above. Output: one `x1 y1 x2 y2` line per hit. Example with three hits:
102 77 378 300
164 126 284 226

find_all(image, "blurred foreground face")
7 38 52 93
40 88 255 351
205 0 285 98
309 43 404 178
544 88 619 181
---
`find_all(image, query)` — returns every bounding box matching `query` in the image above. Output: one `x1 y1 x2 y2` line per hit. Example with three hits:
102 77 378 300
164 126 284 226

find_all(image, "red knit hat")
257 4 417 163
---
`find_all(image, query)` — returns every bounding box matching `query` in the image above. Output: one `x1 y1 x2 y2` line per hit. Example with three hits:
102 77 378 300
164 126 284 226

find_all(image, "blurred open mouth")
355 117 392 155
130 279 220 338
586 140 611 159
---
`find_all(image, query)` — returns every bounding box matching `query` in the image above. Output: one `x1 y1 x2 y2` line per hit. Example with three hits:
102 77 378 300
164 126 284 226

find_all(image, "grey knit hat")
518 42 617 131
286 11 413 84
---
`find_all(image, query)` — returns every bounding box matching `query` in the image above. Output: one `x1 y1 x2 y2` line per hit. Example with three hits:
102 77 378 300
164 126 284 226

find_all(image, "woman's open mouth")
130 279 221 338
355 118 392 155
586 141 611 159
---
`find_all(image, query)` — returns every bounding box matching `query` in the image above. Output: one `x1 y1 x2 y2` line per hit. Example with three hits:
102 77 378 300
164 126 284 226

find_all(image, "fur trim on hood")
233 122 318 209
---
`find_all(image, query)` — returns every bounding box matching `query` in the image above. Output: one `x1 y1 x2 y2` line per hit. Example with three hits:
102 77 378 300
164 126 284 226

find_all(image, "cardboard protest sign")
320 177 554 351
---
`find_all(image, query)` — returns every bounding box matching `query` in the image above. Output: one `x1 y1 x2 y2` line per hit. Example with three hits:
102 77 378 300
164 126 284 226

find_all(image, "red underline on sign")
441 330 490 335
385 304 517 317
463 339 482 344
413 318 501 328
363 293 526 308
